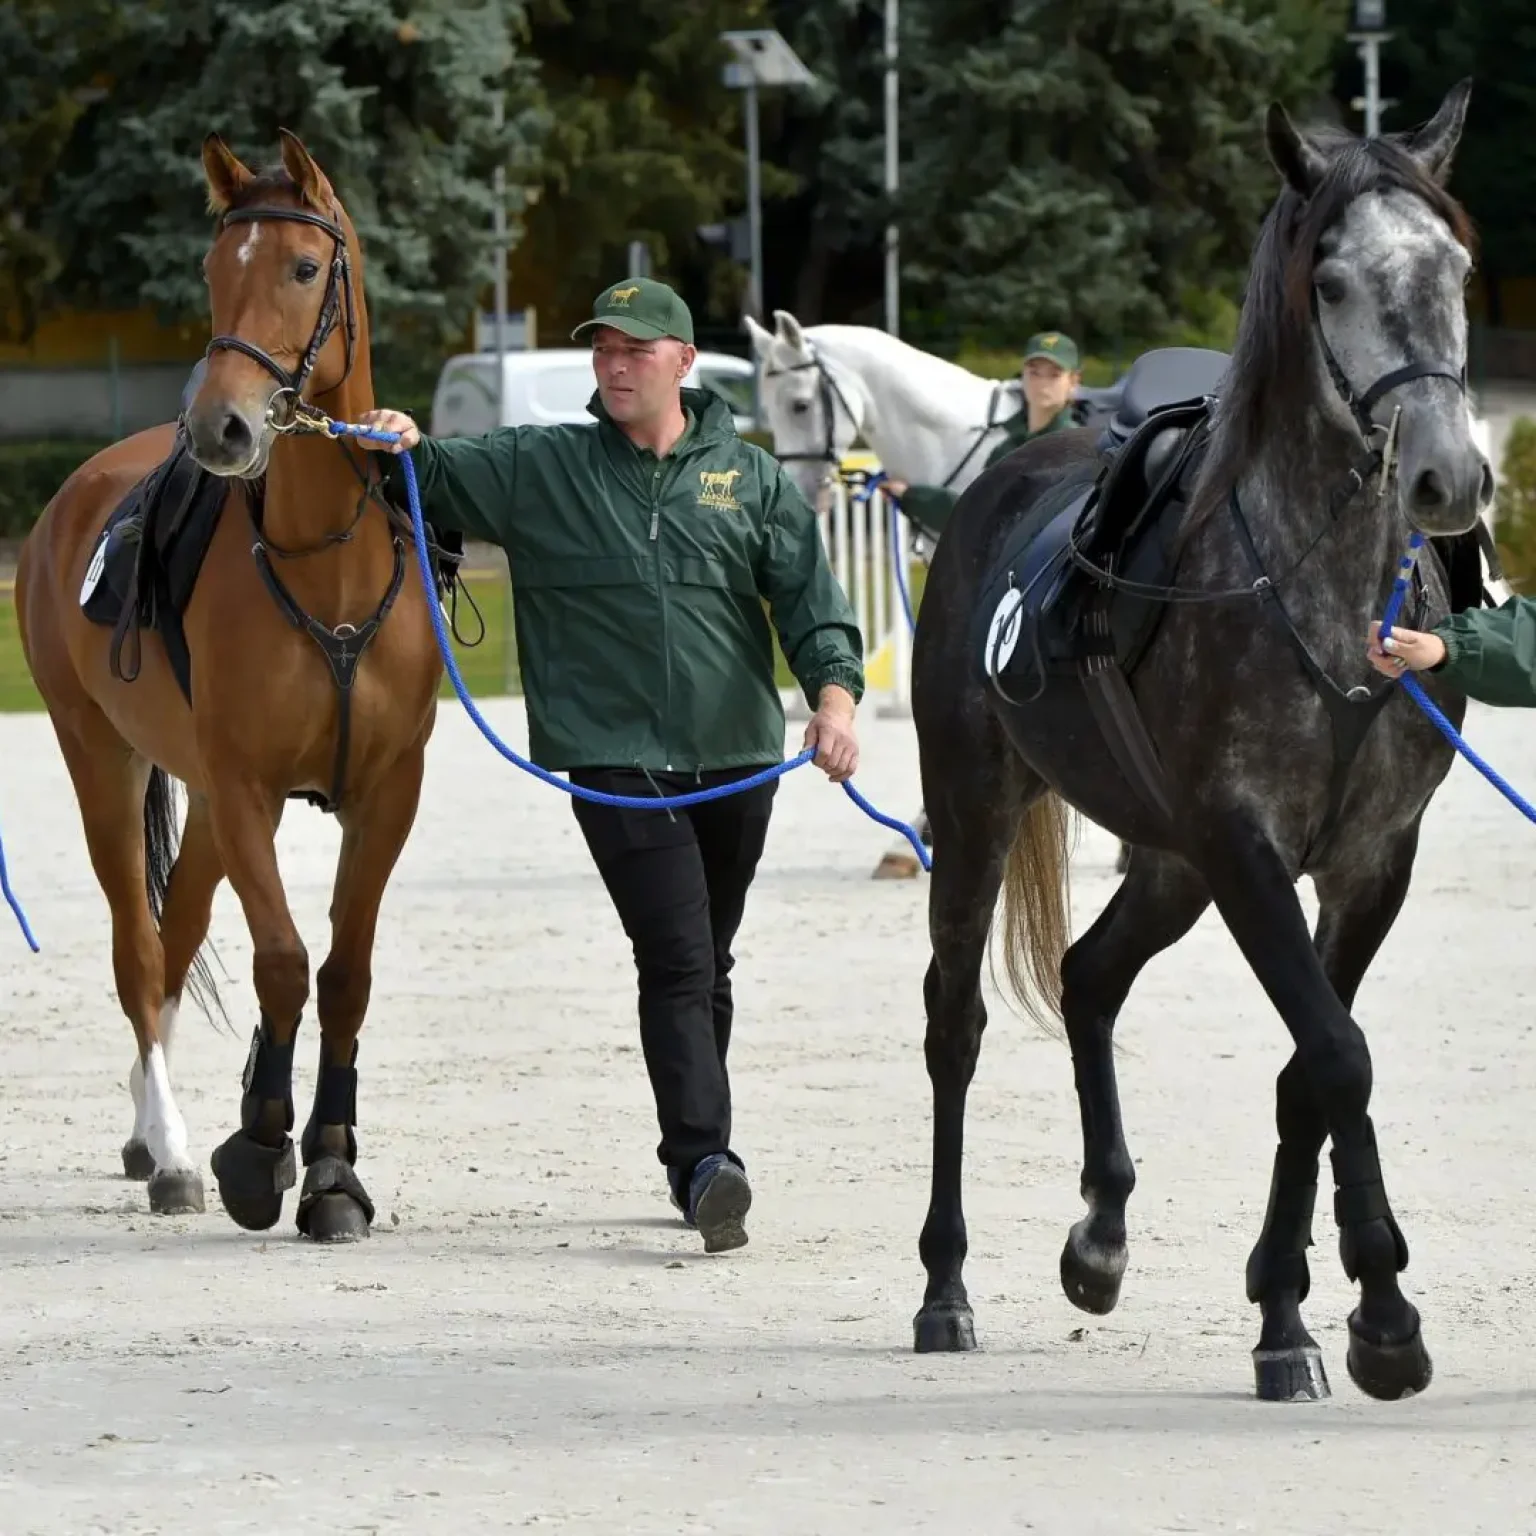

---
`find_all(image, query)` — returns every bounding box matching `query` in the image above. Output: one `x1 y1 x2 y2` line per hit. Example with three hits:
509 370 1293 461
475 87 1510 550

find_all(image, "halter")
203 202 358 421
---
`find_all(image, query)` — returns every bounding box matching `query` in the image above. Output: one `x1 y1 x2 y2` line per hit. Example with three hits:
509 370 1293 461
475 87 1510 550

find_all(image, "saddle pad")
80 435 229 700
974 471 1184 700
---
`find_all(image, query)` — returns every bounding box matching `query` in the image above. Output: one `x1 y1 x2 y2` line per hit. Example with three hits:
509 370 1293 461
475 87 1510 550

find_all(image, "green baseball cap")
1022 331 1080 371
571 277 695 345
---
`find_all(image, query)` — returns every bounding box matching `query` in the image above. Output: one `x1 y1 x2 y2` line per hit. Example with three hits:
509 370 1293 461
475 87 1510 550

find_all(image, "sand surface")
2 701 1535 1534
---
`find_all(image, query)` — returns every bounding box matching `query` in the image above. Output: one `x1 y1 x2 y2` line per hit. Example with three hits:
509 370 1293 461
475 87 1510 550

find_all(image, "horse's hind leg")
1199 814 1430 1402
1057 852 1210 1314
913 761 1035 1352
1245 828 1422 1403
51 718 203 1215
123 792 225 1181
297 739 427 1243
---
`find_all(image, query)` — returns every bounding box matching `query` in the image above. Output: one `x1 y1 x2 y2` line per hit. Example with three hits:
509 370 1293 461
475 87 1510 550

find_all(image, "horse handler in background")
360 277 865 1253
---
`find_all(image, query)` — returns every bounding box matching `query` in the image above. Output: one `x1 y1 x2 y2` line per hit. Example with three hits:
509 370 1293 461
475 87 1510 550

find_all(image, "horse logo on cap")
609 285 641 307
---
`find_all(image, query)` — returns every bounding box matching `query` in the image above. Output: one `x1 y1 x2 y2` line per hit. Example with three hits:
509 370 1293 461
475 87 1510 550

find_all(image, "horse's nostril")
218 412 253 458
1410 467 1450 510
1479 461 1495 506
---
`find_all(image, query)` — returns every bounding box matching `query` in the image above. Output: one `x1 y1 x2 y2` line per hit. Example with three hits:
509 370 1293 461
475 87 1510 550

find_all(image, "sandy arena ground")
2 699 1536 1534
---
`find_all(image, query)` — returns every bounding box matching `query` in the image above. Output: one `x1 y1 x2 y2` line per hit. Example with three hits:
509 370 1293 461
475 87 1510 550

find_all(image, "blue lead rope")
0 813 39 952
326 422 932 869
1379 530 1536 824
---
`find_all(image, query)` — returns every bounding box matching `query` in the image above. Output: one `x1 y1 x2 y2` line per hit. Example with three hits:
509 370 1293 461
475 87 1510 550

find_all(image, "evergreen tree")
899 0 1339 350
44 0 544 383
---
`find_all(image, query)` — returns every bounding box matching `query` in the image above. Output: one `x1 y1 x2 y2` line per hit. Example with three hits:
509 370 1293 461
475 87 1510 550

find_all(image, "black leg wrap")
1245 1145 1318 1304
1331 1121 1409 1280
239 1017 297 1136
295 1155 375 1243
209 1130 297 1231
301 1044 359 1167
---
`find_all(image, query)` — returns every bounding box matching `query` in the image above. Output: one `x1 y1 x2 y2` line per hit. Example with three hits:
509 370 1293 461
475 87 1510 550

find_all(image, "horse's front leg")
1246 828 1423 1402
204 777 305 1232
1199 812 1431 1401
296 740 428 1242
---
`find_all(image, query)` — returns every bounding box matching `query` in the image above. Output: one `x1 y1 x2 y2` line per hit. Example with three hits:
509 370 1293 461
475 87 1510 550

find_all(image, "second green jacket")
384 388 864 773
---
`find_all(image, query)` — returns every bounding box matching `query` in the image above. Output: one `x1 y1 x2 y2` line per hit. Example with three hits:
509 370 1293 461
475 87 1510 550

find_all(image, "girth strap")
251 535 408 814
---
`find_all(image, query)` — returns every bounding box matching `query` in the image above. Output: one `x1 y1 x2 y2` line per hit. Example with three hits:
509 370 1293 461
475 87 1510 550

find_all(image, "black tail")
143 767 227 1025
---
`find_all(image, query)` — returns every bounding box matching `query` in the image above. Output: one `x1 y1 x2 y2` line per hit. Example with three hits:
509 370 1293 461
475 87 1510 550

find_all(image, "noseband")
203 203 358 418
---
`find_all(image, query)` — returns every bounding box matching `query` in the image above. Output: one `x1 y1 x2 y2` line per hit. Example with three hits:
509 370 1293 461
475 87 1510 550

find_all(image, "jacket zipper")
649 462 671 767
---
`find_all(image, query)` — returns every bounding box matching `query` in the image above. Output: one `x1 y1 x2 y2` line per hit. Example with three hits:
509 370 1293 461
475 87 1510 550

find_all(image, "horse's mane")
1192 129 1475 527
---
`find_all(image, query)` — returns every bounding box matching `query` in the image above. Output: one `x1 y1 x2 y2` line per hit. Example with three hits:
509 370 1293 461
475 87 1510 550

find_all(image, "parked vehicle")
429 348 758 438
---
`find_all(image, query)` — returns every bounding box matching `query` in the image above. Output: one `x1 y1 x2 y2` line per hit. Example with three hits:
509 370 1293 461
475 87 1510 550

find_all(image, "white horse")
746 311 1130 878
745 311 1027 512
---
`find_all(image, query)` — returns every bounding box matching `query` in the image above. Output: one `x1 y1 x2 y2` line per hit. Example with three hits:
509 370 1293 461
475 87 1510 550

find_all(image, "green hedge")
1494 416 1536 595
0 439 114 538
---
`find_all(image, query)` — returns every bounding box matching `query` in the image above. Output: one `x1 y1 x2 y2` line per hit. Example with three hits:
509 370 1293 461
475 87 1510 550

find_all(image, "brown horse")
15 131 445 1240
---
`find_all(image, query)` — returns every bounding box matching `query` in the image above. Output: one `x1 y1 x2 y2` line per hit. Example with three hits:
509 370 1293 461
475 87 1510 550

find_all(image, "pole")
1360 35 1381 137
884 0 899 336
491 91 508 427
745 76 763 319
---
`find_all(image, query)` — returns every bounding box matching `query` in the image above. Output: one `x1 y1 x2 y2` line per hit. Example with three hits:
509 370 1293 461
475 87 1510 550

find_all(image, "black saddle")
974 347 1230 701
80 430 229 698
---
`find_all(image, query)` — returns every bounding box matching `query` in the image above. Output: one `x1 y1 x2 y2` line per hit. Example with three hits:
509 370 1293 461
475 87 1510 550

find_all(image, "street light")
719 29 815 321
1347 0 1393 139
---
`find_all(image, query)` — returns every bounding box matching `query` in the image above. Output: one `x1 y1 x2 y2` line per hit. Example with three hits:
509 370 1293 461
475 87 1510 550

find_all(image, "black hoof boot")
210 1130 296 1231
1346 1312 1433 1400
1253 1345 1331 1402
295 1155 374 1243
148 1167 206 1216
913 1300 976 1353
1060 1221 1126 1315
121 1139 155 1181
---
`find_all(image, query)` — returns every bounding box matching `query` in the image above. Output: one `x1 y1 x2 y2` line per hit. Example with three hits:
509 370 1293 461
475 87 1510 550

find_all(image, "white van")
429 349 758 439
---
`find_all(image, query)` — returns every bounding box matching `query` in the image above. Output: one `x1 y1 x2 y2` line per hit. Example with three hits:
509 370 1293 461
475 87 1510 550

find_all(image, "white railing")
816 478 916 717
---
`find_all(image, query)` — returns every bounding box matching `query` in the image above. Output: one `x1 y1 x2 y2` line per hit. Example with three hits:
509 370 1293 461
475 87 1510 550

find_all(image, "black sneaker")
686 1153 751 1253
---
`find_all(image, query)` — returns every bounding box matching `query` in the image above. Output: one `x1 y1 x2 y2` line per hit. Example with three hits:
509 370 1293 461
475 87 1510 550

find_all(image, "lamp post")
1347 0 1393 139
491 90 509 427
720 29 815 321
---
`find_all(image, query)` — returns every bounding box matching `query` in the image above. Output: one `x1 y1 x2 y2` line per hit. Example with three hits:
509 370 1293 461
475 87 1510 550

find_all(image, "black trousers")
569 766 777 1178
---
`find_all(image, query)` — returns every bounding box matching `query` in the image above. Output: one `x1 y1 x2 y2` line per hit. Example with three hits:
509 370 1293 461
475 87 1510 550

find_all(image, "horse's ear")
743 314 776 360
278 128 332 209
1265 102 1326 197
773 308 807 354
1404 77 1472 185
202 133 254 214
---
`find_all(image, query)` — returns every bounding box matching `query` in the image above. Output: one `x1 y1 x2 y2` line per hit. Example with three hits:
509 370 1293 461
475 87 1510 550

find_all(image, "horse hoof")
1253 1345 1331 1402
210 1130 296 1233
295 1155 375 1243
147 1168 206 1216
121 1139 155 1181
1060 1223 1127 1315
1346 1313 1433 1400
872 853 921 881
913 1301 976 1353
298 1193 372 1243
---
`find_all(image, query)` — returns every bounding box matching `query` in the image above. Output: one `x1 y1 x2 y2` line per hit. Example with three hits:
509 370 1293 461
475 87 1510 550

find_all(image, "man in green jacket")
1368 596 1536 704
888 330 1084 539
360 277 865 1254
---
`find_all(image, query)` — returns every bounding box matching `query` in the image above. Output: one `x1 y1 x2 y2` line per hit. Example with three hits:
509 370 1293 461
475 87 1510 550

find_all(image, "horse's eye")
1316 276 1347 306
295 259 321 284
791 400 811 416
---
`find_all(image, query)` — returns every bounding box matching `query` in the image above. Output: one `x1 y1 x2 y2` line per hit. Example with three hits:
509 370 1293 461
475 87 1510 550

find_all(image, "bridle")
1310 285 1467 450
761 351 864 472
203 201 358 426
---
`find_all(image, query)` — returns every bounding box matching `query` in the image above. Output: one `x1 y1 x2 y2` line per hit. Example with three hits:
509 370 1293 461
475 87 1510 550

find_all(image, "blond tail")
994 793 1075 1036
